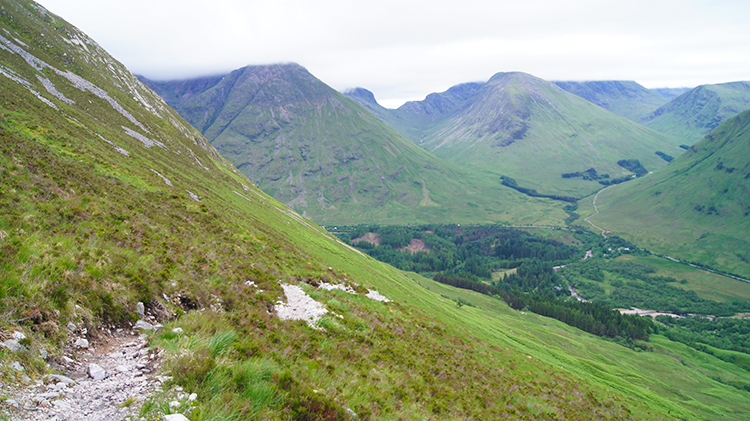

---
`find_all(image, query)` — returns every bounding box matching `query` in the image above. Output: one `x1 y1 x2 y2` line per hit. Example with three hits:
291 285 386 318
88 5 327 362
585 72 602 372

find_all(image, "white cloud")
38 0 750 107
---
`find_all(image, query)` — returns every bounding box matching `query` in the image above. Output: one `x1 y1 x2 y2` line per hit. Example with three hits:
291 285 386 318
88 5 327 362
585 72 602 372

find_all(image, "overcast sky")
38 0 750 108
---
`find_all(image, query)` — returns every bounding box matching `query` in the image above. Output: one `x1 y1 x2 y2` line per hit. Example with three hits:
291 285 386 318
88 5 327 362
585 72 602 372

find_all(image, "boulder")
2 339 27 353
135 301 145 317
88 363 107 381
134 320 154 331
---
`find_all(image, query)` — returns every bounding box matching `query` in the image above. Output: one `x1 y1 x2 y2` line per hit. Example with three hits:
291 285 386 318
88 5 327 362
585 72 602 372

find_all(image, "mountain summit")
420 72 685 197
142 66 561 224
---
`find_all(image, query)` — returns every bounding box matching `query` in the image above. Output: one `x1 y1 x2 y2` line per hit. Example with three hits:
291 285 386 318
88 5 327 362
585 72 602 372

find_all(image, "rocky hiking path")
3 331 167 421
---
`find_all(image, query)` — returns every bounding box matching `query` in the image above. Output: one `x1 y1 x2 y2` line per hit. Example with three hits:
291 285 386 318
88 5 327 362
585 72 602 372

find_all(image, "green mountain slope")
643 81 750 144
3 2 750 419
553 80 668 122
582 109 750 278
345 83 484 144
421 72 685 197
141 67 563 225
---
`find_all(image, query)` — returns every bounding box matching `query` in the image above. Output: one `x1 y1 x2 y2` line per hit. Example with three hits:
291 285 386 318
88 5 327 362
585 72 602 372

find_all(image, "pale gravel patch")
275 283 328 328
149 168 172 186
366 289 391 302
186 190 201 202
36 74 73 104
96 134 130 156
123 126 165 149
318 282 356 294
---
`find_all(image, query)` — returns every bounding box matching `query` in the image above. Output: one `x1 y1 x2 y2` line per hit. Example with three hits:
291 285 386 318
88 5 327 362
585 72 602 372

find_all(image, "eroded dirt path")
4 331 165 421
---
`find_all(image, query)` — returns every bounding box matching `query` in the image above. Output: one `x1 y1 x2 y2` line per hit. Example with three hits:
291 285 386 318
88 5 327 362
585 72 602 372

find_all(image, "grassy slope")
143 68 565 226
553 80 668 122
578 109 750 278
644 82 750 144
422 72 685 197
2 2 749 419
614 255 750 303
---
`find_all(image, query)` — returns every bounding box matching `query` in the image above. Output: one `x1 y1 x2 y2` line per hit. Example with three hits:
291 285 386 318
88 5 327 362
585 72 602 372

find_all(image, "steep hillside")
553 80 668 122
142 67 561 225
643 81 750 144
3 2 750 420
346 83 484 144
582 109 750 278
421 72 685 197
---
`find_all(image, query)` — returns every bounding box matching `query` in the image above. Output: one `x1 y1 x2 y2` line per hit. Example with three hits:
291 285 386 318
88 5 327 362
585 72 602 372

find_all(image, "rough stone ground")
2 330 166 421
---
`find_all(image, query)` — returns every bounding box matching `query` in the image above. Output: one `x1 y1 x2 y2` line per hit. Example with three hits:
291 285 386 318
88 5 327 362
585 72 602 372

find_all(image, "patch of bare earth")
403 238 429 254
351 232 380 246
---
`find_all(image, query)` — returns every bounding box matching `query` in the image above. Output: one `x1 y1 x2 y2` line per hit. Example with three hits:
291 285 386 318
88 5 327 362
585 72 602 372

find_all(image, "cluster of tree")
655 151 674 162
338 225 580 279
561 168 610 181
563 260 750 316
597 175 636 186
493 259 563 293
432 271 651 341
499 176 578 203
499 290 651 341
655 316 750 355
616 159 648 176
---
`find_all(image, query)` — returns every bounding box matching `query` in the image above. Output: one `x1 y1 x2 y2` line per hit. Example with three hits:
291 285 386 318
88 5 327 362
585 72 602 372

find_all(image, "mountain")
581 109 750 278
345 83 484 144
141 67 562 225
552 80 668 122
420 72 685 197
5 2 750 420
652 87 692 101
643 81 750 144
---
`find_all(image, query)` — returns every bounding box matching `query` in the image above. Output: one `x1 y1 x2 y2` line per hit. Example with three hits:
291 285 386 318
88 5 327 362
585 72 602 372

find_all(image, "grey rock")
188 392 197 401
171 327 184 334
346 407 358 418
67 322 77 332
88 363 107 381
38 348 48 359
74 338 90 349
10 361 24 372
135 301 145 317
133 320 154 331
5 398 18 408
11 330 26 340
46 374 76 385
39 391 61 399
3 339 28 353
153 323 164 332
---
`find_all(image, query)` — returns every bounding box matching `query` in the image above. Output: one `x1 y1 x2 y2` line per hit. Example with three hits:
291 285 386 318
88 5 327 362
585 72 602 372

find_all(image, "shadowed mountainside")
553 80 668 122
420 72 685 197
643 81 750 145
141 67 564 225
